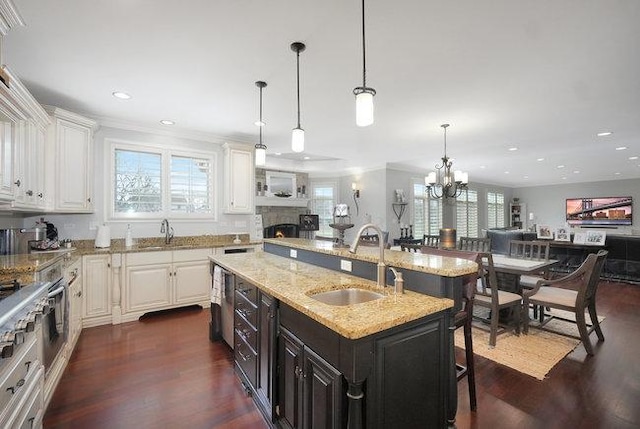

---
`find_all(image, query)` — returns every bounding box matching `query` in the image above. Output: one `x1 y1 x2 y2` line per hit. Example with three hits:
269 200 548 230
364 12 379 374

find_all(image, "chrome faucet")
160 219 174 244
388 267 404 294
349 223 387 288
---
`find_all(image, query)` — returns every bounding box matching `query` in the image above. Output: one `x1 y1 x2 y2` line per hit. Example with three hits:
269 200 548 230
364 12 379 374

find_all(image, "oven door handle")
47 285 65 298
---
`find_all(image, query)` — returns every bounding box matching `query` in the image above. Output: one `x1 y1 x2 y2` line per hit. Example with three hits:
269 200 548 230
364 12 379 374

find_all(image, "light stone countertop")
264 238 478 277
210 252 454 340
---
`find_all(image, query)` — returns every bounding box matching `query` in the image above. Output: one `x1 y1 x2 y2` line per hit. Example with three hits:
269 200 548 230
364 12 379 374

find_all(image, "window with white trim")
311 182 337 237
413 181 443 237
456 189 479 238
112 143 215 219
487 191 505 228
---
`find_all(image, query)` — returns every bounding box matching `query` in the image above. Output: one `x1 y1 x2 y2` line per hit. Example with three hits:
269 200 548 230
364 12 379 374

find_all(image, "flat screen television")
566 196 632 226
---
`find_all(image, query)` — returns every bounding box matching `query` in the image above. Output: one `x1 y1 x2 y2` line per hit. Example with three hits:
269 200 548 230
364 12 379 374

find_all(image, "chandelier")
425 124 469 199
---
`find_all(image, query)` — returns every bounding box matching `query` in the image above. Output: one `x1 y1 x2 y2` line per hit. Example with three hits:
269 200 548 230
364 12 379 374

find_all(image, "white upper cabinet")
0 66 50 209
223 142 254 214
45 106 97 213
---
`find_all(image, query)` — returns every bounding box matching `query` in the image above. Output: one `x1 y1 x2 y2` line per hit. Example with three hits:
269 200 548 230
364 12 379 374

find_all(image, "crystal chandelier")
425 124 469 199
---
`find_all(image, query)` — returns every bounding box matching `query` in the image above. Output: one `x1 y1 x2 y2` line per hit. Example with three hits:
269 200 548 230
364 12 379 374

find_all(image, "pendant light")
353 0 375 127
254 81 267 166
291 42 306 153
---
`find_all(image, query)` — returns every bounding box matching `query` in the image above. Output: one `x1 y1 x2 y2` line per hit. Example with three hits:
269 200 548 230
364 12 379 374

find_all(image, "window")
311 182 337 237
487 191 505 228
456 189 478 237
413 181 443 237
112 143 215 219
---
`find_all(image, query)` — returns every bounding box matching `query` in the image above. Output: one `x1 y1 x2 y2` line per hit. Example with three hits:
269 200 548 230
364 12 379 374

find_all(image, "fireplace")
264 223 299 239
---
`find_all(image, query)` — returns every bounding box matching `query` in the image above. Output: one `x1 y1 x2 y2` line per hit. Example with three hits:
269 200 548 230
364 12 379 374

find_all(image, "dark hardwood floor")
44 281 640 429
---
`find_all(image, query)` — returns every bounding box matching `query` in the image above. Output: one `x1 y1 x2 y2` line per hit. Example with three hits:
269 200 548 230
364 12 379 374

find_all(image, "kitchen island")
211 243 477 429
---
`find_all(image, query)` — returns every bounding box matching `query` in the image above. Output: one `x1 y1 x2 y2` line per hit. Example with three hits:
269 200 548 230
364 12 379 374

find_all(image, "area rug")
455 327 580 380
455 309 606 380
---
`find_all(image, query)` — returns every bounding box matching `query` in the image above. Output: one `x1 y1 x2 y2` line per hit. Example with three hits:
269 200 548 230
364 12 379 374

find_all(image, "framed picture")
299 214 319 231
536 225 553 240
586 230 606 246
573 232 587 245
555 226 570 242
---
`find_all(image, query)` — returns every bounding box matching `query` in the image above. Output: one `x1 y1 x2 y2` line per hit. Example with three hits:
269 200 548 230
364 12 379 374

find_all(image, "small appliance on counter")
0 226 45 255
30 219 60 251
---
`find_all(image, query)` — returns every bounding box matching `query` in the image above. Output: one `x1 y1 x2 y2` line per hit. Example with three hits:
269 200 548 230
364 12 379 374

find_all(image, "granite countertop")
210 252 454 340
0 234 262 283
264 238 478 278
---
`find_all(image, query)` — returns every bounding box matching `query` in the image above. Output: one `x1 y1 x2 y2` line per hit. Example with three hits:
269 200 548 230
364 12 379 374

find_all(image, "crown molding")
0 0 24 36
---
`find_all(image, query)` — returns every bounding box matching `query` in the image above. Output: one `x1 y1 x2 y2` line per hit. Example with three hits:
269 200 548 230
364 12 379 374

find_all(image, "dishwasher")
210 247 250 348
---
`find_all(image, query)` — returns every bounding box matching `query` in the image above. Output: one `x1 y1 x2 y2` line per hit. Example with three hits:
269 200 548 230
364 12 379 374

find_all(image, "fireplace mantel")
255 196 309 207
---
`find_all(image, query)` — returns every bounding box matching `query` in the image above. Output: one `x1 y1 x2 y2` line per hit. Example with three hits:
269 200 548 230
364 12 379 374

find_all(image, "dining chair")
400 243 423 252
474 253 523 347
508 240 551 290
423 234 440 248
418 247 480 411
458 237 491 253
522 250 608 355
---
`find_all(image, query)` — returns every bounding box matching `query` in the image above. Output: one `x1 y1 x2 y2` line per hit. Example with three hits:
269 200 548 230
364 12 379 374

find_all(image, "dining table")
489 254 560 294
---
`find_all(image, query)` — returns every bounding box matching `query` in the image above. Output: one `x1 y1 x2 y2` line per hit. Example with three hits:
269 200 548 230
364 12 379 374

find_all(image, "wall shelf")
255 196 310 207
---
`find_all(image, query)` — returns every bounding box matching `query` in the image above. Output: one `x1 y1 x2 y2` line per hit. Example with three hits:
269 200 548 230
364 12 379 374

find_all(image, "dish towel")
211 265 223 305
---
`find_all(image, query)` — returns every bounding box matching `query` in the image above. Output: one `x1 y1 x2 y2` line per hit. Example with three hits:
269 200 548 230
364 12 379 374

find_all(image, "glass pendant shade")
355 91 374 127
255 145 266 166
292 127 305 153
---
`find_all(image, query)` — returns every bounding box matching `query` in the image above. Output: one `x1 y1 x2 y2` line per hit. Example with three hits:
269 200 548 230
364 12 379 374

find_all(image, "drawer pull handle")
25 360 32 371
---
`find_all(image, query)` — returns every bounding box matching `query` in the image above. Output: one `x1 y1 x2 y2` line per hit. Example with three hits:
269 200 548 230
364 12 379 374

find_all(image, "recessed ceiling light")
303 156 311 160
616 146 627 151
573 170 580 174
557 165 565 169
254 120 265 127
160 120 175 125
615 172 621 175
523 175 529 179
597 131 613 137
537 157 544 162
504 171 510 174
562 177 567 180
629 156 639 160
275 152 282 156
480 165 486 169
508 147 518 151
112 91 131 100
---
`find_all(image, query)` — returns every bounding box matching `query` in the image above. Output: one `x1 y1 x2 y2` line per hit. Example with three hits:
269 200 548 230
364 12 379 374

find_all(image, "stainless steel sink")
310 288 385 306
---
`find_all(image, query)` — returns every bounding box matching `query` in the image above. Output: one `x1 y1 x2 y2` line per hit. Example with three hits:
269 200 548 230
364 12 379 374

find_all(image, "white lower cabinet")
82 254 113 327
66 258 83 351
123 248 212 322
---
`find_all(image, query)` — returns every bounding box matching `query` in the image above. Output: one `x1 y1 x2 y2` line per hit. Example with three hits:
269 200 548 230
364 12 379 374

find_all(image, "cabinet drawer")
235 279 257 304
0 333 39 410
234 320 257 351
235 294 257 329
235 336 257 388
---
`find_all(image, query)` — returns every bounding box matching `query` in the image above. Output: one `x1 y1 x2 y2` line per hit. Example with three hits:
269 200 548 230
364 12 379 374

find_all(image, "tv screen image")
566 196 633 226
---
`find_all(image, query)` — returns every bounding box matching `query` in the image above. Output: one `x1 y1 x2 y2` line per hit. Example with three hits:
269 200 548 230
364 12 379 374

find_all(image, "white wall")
514 178 640 235
21 126 255 242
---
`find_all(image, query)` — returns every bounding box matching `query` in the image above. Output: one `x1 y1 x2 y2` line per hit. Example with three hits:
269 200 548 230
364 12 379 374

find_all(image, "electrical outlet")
340 260 352 272
290 249 297 258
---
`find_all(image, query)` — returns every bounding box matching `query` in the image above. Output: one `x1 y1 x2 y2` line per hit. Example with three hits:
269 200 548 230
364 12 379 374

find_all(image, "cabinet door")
278 327 304 429
223 143 254 214
0 117 16 200
82 255 112 319
55 118 93 212
68 272 83 349
302 347 343 429
125 264 172 312
256 292 277 419
173 260 210 305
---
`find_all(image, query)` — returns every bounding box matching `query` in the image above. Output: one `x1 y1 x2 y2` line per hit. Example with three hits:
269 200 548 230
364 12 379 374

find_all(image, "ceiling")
4 0 640 187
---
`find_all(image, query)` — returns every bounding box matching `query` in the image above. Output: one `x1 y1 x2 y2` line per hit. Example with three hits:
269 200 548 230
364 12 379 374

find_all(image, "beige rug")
455 308 606 380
